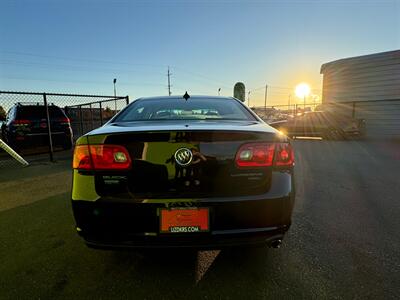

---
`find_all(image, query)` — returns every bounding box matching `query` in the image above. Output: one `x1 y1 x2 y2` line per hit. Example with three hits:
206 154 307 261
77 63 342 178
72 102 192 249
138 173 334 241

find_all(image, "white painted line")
0 139 29 166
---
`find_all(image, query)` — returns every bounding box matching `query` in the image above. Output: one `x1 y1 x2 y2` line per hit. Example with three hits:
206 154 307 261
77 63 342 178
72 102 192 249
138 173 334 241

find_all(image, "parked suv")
1 103 73 152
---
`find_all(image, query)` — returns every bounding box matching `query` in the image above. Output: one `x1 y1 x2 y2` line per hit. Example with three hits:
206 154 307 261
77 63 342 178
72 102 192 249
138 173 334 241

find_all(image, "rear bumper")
72 171 294 249
82 228 287 250
73 202 292 249
9 131 72 147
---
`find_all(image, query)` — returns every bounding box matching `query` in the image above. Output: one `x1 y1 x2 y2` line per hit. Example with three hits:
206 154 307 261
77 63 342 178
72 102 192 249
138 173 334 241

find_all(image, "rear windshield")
114 98 256 122
16 106 66 120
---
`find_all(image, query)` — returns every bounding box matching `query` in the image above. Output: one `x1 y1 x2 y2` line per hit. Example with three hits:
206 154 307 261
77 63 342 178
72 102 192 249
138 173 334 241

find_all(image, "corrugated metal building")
320 50 400 138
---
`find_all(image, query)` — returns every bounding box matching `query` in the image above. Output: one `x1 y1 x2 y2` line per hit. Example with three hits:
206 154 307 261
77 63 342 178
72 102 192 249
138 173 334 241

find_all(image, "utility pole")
248 91 251 107
113 78 117 113
264 84 268 112
167 66 172 96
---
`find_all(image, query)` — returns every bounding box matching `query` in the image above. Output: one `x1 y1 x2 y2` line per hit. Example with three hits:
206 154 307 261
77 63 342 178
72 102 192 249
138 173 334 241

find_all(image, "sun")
295 83 311 99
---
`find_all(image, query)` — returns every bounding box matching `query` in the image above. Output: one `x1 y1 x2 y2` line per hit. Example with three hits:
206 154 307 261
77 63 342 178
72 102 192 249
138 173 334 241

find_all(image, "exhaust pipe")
270 239 282 249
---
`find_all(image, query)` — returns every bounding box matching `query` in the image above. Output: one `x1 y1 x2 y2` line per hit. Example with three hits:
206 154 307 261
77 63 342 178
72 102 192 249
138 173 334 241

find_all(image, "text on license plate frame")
159 207 209 233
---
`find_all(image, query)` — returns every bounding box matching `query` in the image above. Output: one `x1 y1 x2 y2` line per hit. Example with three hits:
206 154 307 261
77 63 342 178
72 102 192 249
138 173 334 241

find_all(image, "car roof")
14 103 62 109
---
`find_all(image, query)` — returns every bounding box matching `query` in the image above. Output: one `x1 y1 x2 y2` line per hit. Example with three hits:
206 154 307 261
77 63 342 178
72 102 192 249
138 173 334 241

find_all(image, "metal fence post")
99 101 103 126
79 105 84 137
43 93 54 162
89 103 94 131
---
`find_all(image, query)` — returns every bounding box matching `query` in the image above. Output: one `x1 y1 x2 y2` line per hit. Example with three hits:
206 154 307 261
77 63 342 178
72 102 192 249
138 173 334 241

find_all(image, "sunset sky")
0 0 399 106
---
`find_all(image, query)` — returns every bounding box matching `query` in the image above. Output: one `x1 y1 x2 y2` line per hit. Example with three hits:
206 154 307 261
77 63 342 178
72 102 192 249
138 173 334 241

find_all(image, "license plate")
160 207 209 233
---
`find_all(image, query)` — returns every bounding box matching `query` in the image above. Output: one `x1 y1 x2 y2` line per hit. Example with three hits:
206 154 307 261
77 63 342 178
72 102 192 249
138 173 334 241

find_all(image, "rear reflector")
12 119 31 125
73 145 131 170
235 142 294 168
58 117 71 125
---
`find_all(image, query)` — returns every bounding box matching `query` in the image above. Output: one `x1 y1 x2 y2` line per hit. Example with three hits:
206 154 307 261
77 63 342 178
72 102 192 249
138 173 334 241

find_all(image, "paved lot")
0 140 399 299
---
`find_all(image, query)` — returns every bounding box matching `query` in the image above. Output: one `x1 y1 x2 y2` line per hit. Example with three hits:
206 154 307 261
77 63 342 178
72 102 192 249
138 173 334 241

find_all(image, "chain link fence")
65 97 129 138
252 102 321 123
253 99 400 139
0 91 129 167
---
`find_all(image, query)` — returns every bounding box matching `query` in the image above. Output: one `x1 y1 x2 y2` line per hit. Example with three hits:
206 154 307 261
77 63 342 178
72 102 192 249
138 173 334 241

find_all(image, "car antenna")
183 91 190 101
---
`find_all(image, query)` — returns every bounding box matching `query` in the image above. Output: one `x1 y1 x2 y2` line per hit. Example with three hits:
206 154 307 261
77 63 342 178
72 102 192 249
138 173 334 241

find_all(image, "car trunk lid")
85 125 282 199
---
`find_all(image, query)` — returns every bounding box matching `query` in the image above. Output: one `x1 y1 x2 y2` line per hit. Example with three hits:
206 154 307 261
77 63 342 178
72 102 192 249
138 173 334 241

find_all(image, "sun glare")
295 83 311 99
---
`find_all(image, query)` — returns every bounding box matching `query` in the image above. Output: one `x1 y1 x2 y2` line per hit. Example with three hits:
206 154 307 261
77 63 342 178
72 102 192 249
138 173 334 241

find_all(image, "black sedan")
71 95 295 249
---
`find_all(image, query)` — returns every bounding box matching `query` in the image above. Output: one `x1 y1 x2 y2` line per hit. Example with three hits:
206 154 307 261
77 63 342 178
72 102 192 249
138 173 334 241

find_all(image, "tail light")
235 143 275 167
12 119 31 126
58 117 70 125
274 143 294 166
235 142 294 168
73 145 131 170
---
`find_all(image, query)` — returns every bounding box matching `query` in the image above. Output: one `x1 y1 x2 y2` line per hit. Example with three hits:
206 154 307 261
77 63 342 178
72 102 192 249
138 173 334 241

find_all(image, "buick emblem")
174 148 193 166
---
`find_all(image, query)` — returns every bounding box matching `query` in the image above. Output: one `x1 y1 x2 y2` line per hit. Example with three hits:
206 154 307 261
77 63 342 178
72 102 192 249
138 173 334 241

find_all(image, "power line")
172 66 232 89
250 85 291 92
1 50 324 96
0 75 166 87
250 84 322 92
0 51 166 68
1 50 233 88
0 60 165 76
0 51 234 90
249 86 266 92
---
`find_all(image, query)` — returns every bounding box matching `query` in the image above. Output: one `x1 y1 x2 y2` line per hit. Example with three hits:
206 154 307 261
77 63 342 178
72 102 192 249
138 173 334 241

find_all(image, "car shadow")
104 246 309 300
105 248 198 298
